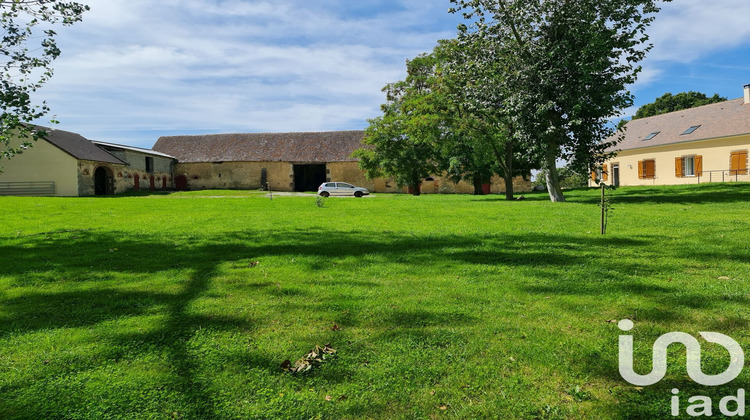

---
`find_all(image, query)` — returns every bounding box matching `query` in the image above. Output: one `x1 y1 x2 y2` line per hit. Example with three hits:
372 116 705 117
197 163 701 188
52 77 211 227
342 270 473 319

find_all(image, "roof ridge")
629 97 743 123
156 130 365 140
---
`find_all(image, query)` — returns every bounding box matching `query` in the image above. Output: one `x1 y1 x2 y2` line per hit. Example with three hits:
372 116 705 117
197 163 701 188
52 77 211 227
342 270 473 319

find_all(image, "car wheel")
320 191 330 197
354 191 363 198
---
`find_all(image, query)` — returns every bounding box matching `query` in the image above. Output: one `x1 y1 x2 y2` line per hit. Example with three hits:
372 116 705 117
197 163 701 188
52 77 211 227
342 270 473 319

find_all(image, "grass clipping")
281 344 337 374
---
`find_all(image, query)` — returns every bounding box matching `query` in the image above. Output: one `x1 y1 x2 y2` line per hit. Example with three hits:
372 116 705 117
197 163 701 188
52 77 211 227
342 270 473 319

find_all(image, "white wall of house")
0 139 79 196
593 134 750 186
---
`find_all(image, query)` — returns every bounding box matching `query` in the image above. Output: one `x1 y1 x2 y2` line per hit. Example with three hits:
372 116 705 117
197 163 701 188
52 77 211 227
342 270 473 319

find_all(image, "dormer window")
681 125 701 135
643 132 660 141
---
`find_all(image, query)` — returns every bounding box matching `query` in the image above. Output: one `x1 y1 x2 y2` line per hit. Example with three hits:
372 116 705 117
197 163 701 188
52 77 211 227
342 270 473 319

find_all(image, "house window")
684 156 695 176
643 132 660 141
590 164 609 183
638 159 656 179
730 150 748 175
675 155 703 178
145 157 154 173
681 125 701 135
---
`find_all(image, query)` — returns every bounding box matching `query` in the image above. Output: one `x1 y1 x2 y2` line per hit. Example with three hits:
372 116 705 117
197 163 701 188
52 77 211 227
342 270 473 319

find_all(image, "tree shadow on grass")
1 227 749 417
473 183 750 205
575 183 750 205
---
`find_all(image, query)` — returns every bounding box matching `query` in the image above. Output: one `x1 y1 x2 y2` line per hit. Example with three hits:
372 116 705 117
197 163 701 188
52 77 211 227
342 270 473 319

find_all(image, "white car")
318 182 369 198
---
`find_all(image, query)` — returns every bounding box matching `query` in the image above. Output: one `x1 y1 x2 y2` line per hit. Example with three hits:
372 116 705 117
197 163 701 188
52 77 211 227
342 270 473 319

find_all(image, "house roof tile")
151 131 366 163
41 127 125 164
612 98 750 152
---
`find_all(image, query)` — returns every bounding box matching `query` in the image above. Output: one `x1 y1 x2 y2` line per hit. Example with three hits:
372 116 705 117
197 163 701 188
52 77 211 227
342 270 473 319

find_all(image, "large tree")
441 36 537 199
633 91 727 120
449 0 669 202
357 40 535 199
1 0 89 161
354 53 444 195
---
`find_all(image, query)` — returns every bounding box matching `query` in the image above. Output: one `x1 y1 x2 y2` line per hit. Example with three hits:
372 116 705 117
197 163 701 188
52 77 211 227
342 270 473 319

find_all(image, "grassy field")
1 183 749 419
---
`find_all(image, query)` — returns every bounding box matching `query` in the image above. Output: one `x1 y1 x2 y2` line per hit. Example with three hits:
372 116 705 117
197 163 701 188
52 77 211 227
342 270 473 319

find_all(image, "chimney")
745 84 750 104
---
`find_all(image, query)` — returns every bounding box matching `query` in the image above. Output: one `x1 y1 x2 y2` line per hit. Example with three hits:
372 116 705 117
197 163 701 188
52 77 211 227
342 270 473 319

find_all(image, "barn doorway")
94 166 114 195
175 175 188 191
293 164 326 192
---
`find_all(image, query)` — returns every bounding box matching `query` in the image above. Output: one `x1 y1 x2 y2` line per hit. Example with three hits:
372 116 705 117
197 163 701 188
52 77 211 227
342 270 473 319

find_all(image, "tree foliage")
356 39 537 199
440 38 538 199
1 0 89 160
353 53 445 195
534 166 589 190
632 91 727 120
449 0 669 202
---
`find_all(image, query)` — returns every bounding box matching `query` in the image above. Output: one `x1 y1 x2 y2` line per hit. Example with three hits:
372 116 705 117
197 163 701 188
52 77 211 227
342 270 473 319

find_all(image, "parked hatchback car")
318 182 370 198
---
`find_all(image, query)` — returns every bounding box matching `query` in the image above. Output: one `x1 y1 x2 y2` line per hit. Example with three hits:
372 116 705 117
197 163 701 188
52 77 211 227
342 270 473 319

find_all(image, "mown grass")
1 183 749 419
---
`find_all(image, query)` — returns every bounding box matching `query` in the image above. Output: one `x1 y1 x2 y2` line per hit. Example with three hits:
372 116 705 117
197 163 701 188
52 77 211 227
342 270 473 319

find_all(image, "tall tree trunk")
503 141 514 200
544 150 565 202
411 173 421 196
473 175 484 195
490 140 514 200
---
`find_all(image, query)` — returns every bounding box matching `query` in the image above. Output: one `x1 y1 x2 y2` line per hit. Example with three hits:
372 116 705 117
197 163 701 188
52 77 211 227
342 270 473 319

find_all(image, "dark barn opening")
293 164 326 192
175 175 188 191
94 166 113 195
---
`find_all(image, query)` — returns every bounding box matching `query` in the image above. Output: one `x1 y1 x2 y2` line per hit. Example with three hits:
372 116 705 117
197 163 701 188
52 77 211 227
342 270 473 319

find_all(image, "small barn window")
145 157 154 173
425 177 435 181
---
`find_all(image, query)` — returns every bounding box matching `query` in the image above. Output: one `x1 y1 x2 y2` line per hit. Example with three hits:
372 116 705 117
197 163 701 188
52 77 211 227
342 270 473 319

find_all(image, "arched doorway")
94 166 113 195
175 175 188 191
134 174 140 191
149 175 155 191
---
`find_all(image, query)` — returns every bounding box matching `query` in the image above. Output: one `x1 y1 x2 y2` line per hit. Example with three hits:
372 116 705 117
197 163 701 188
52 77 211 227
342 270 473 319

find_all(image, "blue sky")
39 0 750 149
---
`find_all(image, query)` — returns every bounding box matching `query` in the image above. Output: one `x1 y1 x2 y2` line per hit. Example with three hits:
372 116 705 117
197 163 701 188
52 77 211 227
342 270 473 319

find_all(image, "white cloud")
649 0 750 63
40 0 459 147
632 0 750 91
40 0 750 148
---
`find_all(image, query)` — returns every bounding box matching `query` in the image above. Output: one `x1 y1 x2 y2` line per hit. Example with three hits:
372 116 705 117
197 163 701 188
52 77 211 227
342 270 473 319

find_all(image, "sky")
34 0 750 149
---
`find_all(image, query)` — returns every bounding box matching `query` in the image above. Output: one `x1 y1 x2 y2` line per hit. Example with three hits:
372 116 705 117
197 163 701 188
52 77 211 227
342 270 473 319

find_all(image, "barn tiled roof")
41 127 125 164
151 131 365 163
611 98 750 152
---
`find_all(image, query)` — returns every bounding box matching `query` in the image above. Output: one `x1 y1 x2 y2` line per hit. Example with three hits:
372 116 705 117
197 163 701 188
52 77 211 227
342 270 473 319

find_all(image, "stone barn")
0 128 176 196
152 131 375 192
152 130 532 194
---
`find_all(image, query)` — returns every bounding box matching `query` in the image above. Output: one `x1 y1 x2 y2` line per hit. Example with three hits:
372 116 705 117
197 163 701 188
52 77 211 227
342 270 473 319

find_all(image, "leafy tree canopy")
632 91 728 120
1 0 89 161
449 0 670 201
353 52 445 195
356 39 537 198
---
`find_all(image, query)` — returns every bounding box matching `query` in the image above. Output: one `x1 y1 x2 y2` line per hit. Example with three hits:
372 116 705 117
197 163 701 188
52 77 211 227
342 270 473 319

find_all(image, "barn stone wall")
370 174 532 194
326 162 376 190
77 160 173 196
174 161 294 191
173 160 532 195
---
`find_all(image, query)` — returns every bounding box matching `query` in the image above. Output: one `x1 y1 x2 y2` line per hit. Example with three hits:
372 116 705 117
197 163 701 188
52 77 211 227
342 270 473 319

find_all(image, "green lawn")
1 184 749 419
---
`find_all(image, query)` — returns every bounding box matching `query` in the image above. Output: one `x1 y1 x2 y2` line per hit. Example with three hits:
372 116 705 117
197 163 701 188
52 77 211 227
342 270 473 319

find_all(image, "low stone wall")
372 174 532 195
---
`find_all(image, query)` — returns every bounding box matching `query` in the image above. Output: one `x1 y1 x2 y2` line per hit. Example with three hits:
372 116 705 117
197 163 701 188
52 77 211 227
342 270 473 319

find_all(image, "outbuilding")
152 131 377 192
0 128 176 196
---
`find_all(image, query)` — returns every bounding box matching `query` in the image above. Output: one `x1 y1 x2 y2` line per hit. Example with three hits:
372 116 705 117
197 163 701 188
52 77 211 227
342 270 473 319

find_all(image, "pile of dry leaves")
280 344 337 373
